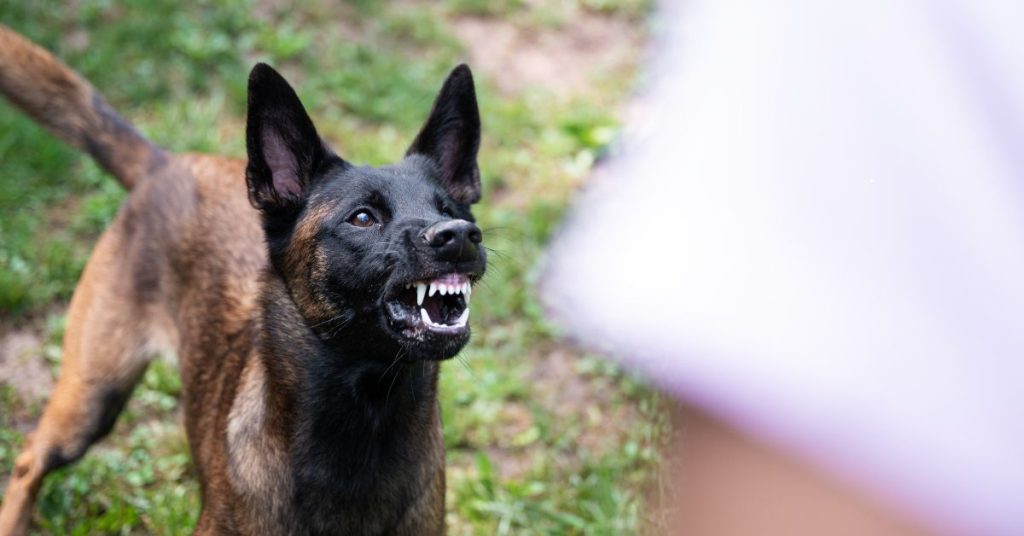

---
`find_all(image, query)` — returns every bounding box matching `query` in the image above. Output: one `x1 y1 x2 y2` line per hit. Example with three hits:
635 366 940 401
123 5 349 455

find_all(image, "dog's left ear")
245 63 332 214
407 64 482 205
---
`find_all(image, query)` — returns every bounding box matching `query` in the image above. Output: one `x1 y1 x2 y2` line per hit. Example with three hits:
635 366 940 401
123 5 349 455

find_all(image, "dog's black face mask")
244 63 486 362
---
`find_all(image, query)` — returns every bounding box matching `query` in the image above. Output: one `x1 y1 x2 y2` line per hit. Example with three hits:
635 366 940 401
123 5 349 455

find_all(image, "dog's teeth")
463 283 470 296
429 282 438 297
420 307 432 325
416 283 426 306
465 284 471 305
455 307 469 326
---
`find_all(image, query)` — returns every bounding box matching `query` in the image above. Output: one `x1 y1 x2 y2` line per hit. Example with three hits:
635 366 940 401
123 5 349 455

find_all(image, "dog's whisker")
410 360 422 403
480 227 521 240
308 313 348 329
324 317 354 339
383 348 406 410
471 277 497 293
378 351 405 385
478 248 512 267
456 355 476 379
482 247 514 264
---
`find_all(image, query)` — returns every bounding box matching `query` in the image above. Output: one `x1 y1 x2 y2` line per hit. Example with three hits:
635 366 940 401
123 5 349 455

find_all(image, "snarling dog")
0 25 485 535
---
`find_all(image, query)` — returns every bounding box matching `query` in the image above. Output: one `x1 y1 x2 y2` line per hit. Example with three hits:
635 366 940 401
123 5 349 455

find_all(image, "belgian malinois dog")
0 24 485 535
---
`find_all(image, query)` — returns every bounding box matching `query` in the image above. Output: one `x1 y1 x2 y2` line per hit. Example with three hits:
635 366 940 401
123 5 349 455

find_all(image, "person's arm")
662 406 930 536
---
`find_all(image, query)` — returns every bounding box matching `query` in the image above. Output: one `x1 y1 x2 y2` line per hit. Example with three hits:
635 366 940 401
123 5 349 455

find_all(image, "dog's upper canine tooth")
416 283 427 306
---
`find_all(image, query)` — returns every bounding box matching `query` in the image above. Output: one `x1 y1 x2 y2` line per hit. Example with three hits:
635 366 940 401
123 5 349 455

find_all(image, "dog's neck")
249 275 444 531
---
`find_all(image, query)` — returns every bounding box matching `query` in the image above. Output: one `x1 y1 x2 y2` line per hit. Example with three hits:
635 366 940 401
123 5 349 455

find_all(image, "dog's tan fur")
0 25 448 534
0 26 166 187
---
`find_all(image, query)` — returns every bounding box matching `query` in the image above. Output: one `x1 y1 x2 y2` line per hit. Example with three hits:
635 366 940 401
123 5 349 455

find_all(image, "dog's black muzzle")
379 218 485 353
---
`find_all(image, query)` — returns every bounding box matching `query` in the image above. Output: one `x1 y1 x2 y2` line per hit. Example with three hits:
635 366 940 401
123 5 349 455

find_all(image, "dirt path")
451 10 644 99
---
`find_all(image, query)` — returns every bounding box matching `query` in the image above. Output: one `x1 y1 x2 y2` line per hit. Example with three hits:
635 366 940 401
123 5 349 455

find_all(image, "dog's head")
244 63 486 361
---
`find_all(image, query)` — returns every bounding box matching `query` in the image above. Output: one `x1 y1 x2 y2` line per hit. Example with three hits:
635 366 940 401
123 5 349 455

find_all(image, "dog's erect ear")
245 63 331 213
407 64 482 205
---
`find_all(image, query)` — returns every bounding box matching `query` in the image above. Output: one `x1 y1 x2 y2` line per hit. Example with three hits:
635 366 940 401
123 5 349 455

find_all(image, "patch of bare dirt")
0 329 52 405
480 344 648 481
451 11 644 98
484 445 532 481
531 345 640 451
0 325 53 436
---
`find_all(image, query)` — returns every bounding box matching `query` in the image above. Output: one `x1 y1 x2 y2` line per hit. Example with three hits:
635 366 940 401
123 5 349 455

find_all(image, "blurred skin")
662 406 932 536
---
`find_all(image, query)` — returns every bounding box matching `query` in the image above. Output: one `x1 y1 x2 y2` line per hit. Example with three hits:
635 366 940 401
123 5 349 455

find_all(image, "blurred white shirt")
543 1 1024 534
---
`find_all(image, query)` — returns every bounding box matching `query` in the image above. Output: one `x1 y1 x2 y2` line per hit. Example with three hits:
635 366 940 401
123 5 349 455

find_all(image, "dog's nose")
421 219 483 262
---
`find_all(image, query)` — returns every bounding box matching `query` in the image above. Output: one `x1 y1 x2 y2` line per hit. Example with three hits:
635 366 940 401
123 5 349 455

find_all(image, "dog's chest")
224 360 293 533
221 357 445 535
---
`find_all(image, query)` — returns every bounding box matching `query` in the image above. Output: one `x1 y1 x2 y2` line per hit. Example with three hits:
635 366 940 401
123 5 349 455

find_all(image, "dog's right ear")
245 63 332 214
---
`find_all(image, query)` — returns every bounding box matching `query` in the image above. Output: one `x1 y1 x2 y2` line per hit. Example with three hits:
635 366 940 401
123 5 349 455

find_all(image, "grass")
0 0 665 533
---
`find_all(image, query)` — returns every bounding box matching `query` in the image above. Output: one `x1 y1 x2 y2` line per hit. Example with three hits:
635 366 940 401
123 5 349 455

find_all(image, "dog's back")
0 24 272 533
0 23 268 367
0 23 269 350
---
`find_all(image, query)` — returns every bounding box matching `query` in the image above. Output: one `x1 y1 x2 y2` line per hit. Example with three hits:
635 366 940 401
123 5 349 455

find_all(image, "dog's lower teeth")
419 306 469 329
404 276 473 331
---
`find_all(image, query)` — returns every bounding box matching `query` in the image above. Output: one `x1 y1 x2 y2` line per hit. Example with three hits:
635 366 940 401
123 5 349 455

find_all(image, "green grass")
0 1 664 533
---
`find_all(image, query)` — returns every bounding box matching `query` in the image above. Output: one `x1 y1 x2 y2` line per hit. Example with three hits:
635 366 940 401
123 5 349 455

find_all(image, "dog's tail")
0 25 167 190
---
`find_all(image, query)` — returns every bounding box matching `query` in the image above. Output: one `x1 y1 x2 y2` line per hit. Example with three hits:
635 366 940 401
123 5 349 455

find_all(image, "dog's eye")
441 207 454 218
349 210 376 228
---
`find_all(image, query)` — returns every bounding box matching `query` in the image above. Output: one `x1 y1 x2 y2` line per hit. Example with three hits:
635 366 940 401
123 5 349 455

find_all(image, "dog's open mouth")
385 273 471 336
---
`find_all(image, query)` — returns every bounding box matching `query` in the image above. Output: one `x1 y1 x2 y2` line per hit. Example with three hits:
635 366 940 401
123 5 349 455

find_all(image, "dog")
0 24 485 535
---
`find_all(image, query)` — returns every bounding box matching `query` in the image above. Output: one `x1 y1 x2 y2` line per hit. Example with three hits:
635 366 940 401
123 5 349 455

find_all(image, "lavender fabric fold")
542 1 1024 534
